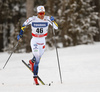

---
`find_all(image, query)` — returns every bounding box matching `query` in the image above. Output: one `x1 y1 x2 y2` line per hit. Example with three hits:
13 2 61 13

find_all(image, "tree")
0 0 99 52
25 0 34 52
0 0 26 52
0 24 3 52
60 0 99 46
45 0 61 48
93 0 100 41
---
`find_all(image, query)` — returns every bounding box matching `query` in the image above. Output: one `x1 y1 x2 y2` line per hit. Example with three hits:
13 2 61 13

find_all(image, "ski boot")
29 60 34 72
33 76 39 85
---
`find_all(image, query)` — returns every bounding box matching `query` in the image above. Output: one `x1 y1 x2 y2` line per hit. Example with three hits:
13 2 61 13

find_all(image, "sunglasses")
38 12 45 15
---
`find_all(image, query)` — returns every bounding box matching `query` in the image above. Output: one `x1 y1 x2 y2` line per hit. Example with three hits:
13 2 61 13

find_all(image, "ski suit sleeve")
20 17 33 33
17 17 34 40
19 17 34 37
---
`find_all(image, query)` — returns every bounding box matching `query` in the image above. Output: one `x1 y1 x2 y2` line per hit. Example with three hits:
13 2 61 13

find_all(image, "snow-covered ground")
0 42 100 92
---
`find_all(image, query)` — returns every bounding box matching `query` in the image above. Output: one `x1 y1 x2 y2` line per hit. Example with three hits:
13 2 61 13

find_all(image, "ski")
22 60 45 85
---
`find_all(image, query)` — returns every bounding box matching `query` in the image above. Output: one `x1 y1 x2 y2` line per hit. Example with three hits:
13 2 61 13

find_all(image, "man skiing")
17 5 58 85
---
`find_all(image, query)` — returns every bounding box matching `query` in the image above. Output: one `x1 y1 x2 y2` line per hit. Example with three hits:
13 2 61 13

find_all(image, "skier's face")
38 12 45 20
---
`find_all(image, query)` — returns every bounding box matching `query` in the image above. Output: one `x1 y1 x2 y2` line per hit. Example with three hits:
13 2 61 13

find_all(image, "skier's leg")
33 44 45 76
32 44 45 85
30 39 39 85
30 38 45 85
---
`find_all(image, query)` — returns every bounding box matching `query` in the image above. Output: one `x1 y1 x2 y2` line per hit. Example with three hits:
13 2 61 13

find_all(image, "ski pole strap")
21 26 25 31
54 21 58 27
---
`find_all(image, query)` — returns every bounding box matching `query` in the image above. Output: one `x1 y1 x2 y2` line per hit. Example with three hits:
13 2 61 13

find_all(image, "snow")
0 42 100 92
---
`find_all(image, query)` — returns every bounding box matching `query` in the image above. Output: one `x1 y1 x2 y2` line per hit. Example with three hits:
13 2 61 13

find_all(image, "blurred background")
0 0 100 52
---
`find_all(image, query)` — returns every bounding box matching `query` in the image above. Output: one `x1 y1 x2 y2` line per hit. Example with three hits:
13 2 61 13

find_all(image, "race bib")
31 21 49 37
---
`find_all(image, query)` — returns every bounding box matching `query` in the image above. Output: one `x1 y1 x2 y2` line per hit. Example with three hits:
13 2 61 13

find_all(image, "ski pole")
48 19 63 84
3 41 19 69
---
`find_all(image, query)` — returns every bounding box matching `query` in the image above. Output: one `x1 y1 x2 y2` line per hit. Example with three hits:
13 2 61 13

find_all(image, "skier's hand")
50 16 54 21
17 27 24 41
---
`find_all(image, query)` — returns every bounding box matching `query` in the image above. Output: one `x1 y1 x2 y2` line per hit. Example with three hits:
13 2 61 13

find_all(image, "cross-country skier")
17 5 58 85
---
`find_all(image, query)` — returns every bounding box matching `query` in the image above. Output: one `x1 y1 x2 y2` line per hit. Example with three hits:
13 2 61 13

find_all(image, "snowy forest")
0 0 100 52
